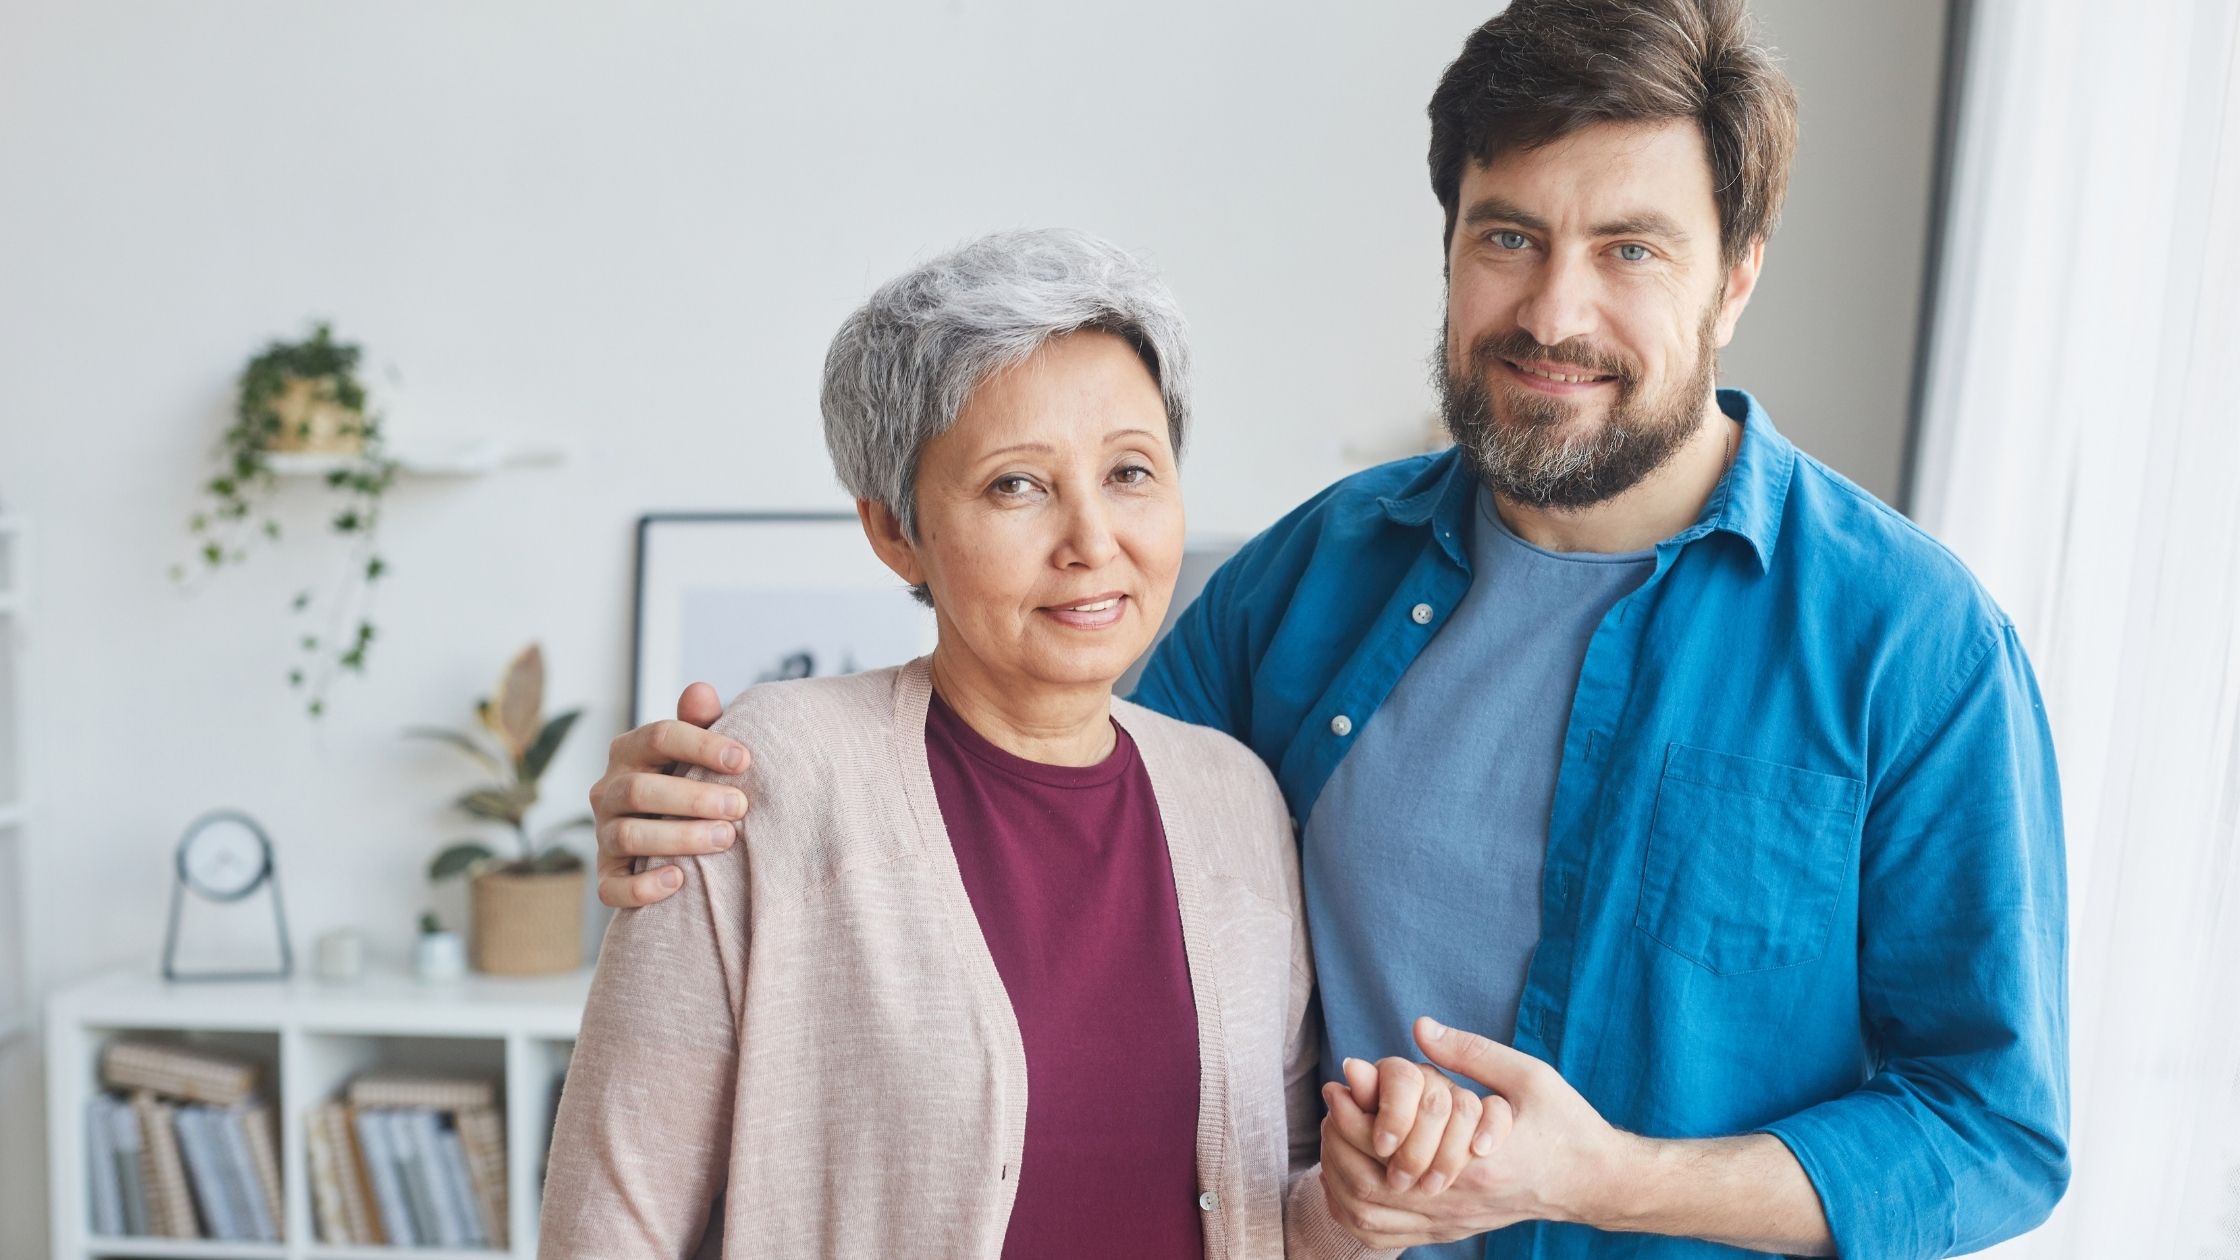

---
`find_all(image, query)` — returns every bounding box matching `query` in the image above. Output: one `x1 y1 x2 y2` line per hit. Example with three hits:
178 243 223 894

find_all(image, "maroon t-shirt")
925 694 1205 1259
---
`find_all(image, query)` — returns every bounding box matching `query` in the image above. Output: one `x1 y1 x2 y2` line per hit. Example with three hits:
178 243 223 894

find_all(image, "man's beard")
1436 302 1721 510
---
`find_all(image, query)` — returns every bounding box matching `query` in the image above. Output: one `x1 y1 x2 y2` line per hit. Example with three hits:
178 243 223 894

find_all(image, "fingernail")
723 746 744 771
1473 1132 1495 1156
1421 1173 1447 1195
660 868 683 890
1388 1168 1415 1192
706 823 732 847
1342 1057 1362 1076
1421 1017 1448 1041
725 791 747 817
1375 1131 1398 1157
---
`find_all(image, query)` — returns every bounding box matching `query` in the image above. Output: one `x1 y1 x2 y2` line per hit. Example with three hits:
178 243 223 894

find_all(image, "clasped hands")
1319 1016 1628 1248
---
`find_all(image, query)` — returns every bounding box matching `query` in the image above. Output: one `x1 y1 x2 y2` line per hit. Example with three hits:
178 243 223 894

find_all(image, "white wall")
0 1 1943 1252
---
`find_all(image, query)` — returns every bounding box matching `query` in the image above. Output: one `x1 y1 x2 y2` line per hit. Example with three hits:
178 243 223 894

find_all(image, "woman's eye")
1495 231 1531 250
1616 243 1651 262
1111 464 1152 486
991 475 1036 497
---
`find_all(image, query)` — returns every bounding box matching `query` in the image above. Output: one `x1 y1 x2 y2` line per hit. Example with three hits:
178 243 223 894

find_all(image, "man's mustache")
1467 329 1639 387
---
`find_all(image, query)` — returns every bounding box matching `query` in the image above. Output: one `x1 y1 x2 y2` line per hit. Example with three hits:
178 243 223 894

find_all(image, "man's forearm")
1574 1132 1834 1256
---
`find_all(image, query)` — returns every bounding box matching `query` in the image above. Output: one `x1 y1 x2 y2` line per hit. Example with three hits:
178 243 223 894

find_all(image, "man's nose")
1513 251 1600 348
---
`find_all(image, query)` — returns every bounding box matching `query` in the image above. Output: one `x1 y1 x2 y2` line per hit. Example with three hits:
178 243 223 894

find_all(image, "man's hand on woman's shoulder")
590 681 752 909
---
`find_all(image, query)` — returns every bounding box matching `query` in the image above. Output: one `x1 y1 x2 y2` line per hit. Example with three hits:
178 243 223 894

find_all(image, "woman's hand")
589 682 751 908
1325 1056 1511 1197
1317 1054 1518 1246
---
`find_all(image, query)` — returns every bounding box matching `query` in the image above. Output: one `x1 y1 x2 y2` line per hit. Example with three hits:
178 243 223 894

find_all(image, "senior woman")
538 230 1458 1258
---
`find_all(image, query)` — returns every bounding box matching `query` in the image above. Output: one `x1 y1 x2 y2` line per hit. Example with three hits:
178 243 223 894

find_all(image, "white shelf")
47 966 590 1260
87 1237 286 1259
266 440 568 480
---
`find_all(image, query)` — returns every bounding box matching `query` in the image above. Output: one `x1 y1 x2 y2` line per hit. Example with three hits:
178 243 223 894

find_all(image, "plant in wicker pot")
410 643 592 975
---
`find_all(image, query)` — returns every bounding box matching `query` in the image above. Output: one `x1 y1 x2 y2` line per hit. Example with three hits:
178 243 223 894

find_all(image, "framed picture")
630 512 937 727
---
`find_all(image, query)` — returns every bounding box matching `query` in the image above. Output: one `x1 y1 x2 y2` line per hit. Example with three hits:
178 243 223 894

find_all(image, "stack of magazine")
305 1072 509 1248
83 1040 282 1242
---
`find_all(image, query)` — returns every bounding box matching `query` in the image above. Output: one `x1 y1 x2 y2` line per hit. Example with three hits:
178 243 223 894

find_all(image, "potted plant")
410 643 592 975
175 320 397 718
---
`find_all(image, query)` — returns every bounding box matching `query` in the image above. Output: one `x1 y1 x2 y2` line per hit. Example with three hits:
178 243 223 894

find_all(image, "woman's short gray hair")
821 228 1192 542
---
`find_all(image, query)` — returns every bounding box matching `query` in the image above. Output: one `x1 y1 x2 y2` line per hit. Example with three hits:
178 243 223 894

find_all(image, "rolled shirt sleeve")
1760 623 2069 1257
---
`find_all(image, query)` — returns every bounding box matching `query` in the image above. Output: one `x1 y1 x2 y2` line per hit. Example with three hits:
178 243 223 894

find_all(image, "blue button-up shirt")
1133 390 2068 1259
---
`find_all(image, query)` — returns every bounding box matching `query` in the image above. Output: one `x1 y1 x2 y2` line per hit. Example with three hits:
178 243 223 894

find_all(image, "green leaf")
366 555 387 580
519 708 582 784
456 784 533 824
202 543 223 566
428 841 498 881
289 670 304 687
291 590 311 612
262 520 281 540
403 726 505 775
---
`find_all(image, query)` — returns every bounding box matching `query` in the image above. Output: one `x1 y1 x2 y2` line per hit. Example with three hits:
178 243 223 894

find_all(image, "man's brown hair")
1428 0 1800 266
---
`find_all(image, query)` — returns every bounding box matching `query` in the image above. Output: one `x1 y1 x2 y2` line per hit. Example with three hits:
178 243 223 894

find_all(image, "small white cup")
413 930 467 983
313 929 365 984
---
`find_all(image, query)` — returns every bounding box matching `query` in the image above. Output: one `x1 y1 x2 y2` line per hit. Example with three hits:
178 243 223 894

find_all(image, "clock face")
179 816 270 901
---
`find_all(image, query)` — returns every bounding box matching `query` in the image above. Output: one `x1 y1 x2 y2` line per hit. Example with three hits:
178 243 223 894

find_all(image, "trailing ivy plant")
174 321 398 717
410 643 592 882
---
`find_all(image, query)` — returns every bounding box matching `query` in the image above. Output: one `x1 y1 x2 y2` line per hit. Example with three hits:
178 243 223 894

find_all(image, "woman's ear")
857 499 927 589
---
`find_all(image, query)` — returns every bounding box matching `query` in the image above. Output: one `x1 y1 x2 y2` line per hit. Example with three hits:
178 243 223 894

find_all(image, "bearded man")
586 2 2069 1256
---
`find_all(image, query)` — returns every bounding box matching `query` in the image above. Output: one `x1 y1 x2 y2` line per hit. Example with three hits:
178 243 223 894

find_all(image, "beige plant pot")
264 376 365 455
470 868 585 975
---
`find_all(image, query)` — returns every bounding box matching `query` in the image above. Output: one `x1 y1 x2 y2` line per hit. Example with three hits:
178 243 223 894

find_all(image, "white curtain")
1910 0 2240 1255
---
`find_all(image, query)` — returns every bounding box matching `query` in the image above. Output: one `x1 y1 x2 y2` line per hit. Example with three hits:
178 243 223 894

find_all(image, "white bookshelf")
45 966 591 1260
0 512 30 1052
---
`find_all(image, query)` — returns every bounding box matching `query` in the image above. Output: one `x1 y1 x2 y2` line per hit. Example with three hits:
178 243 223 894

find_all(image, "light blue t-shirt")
1305 485 1655 1054
1302 487 1651 1260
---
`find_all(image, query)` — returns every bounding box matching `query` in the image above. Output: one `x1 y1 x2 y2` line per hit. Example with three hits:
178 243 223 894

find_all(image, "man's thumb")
1415 1015 1533 1091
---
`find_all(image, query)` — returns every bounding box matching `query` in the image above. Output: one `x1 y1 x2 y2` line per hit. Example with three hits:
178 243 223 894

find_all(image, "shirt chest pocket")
1633 743 1864 976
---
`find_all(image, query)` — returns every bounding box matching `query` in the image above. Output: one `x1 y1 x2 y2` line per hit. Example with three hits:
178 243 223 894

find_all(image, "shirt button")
1329 714 1353 737
1410 602 1433 625
1198 1190 1219 1211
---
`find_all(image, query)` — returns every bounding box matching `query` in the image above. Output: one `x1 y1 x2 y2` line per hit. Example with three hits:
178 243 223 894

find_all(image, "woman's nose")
1055 494 1121 570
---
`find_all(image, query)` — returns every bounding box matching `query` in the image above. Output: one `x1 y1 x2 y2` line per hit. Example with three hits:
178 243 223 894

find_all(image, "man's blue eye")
1496 231 1530 250
1617 243 1651 262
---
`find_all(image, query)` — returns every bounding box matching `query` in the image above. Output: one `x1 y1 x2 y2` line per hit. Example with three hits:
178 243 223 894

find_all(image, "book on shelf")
456 1104 510 1247
331 1103 386 1244
304 1100 352 1244
348 1070 499 1111
108 1094 150 1237
100 1040 260 1107
352 1103 418 1246
172 1106 238 1240
83 1095 124 1236
129 1090 200 1239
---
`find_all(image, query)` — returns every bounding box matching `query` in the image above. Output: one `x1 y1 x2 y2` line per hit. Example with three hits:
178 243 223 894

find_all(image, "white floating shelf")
267 439 569 480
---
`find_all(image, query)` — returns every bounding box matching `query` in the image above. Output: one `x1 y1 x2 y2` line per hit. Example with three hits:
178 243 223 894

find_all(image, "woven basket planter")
264 376 366 454
470 868 585 975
